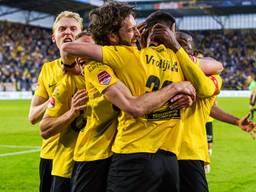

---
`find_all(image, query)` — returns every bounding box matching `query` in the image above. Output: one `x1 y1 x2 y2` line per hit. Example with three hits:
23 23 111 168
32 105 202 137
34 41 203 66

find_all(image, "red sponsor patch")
97 71 112 85
48 97 55 108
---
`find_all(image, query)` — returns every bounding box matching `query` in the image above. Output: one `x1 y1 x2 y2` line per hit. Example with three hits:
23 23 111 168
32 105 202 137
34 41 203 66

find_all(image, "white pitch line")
0 145 40 149
0 149 40 157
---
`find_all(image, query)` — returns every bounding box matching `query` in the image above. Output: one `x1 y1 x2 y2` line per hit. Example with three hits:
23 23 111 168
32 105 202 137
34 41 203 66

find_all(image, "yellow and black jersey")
34 58 63 160
176 49 217 98
102 45 186 154
206 116 214 123
177 75 222 164
46 74 86 178
35 58 63 99
74 61 119 162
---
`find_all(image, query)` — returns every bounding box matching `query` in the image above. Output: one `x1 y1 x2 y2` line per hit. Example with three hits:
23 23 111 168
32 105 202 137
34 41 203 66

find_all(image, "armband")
209 76 219 95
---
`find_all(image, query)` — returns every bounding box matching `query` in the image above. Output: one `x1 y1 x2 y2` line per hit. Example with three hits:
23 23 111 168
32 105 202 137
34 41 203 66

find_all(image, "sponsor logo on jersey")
145 55 178 72
155 47 164 52
145 108 181 120
98 71 112 85
48 97 55 108
48 82 57 88
87 62 102 72
52 87 61 100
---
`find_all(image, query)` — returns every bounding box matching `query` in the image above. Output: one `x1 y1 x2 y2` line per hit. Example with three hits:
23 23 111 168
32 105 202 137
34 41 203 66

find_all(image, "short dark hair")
140 11 176 47
144 11 176 30
75 30 91 40
88 2 135 45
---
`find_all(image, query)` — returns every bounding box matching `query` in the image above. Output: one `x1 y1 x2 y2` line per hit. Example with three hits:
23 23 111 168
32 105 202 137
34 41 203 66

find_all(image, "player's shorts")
107 150 179 192
51 176 70 192
179 160 209 192
71 158 111 192
250 91 256 108
206 122 213 143
40 158 53 192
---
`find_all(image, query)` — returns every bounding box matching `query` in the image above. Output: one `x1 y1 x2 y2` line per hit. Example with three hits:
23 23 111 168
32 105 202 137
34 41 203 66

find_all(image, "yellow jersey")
34 58 63 159
46 73 86 178
102 45 185 154
178 75 222 164
206 116 214 122
74 62 119 162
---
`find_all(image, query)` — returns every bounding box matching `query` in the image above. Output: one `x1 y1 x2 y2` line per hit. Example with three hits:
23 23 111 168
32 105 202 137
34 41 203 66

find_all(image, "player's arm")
210 102 255 132
198 57 223 75
28 96 48 124
176 49 221 98
61 41 103 65
28 66 49 124
39 89 88 139
103 80 195 118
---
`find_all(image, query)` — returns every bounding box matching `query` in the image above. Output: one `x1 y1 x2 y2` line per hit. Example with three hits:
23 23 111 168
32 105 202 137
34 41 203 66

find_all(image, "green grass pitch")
0 98 255 192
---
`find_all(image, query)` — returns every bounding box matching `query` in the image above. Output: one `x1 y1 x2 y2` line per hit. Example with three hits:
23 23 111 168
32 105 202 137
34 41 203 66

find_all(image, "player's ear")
171 23 176 32
52 34 56 43
107 33 119 45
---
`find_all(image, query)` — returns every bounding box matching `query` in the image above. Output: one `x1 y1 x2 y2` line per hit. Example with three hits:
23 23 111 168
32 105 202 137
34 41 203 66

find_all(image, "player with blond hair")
28 11 83 192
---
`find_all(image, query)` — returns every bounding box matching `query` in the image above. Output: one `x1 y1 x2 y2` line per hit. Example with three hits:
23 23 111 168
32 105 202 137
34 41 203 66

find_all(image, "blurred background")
0 0 255 92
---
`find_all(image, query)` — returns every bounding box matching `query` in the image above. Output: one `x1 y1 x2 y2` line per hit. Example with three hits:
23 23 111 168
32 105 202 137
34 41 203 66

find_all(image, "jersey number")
146 75 172 91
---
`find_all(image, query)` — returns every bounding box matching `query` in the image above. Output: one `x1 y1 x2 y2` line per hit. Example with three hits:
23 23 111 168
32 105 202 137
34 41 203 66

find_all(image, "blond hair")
52 11 83 33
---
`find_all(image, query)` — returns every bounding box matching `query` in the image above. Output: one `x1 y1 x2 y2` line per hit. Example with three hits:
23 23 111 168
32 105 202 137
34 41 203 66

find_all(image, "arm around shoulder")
61 42 103 63
39 109 77 139
103 81 195 118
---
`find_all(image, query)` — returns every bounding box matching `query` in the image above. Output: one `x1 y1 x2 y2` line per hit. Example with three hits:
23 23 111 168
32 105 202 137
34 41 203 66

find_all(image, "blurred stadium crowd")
0 21 255 91
0 21 58 91
193 30 256 90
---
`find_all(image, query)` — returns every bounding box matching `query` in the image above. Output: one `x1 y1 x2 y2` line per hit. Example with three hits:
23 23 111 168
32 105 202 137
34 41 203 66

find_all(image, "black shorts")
179 160 208 192
206 122 213 143
250 92 256 106
51 176 70 192
107 150 179 192
40 158 53 192
71 158 111 192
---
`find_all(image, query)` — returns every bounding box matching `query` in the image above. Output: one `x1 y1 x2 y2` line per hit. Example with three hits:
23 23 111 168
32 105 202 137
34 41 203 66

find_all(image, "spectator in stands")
192 30 256 90
0 21 59 91
0 20 254 91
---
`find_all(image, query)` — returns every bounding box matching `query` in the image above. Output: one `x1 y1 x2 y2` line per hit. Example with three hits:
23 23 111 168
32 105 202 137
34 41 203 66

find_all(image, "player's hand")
238 113 256 132
169 94 194 110
137 22 146 34
70 89 88 118
150 23 181 52
171 81 196 101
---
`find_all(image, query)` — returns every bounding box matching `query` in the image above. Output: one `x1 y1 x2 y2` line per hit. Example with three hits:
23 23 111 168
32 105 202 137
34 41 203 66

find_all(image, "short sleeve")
84 62 119 93
34 65 48 99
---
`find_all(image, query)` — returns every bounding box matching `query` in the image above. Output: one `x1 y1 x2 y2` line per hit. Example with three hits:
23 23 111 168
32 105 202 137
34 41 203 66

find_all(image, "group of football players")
28 2 256 192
